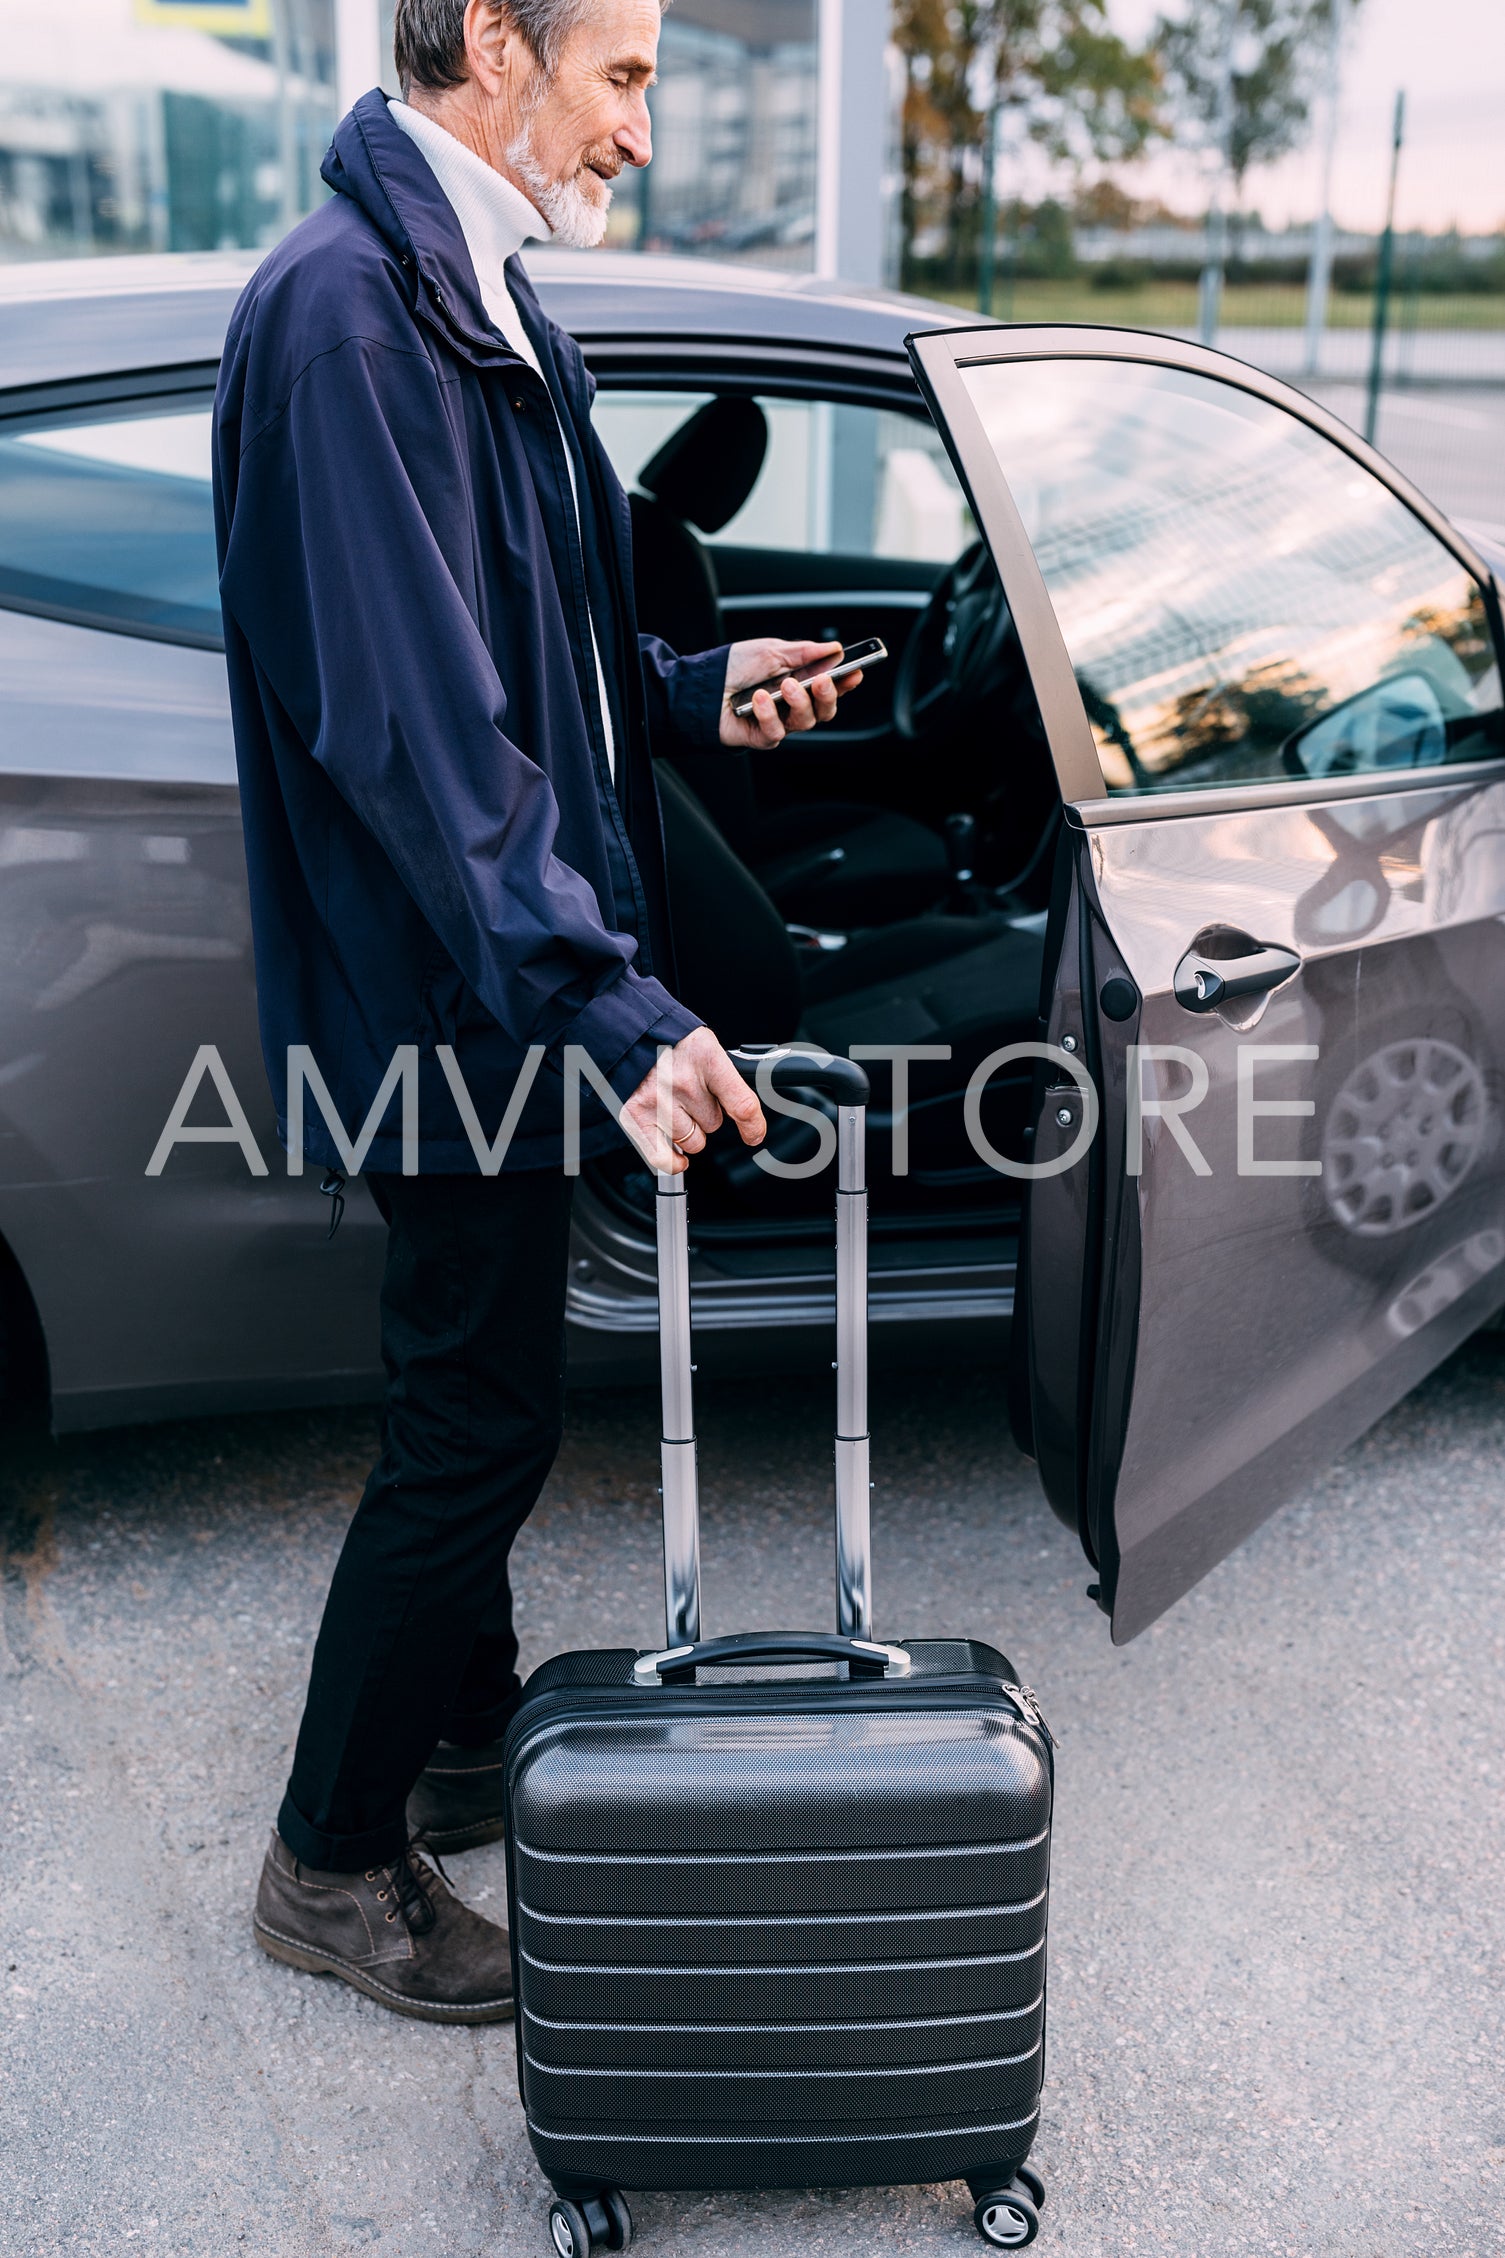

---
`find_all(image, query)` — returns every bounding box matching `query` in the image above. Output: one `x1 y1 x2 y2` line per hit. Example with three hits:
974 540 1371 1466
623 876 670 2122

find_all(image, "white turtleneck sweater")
390 99 617 781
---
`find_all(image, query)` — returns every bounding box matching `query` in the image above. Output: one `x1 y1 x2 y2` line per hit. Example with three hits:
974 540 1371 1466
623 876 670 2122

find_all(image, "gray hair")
393 0 662 97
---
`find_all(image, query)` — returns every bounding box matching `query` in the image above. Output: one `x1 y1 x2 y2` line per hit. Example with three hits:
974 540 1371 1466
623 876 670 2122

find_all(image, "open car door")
910 326 1505 1641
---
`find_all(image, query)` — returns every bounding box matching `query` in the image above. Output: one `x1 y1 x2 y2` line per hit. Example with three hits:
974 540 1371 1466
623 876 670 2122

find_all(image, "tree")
1153 0 1346 201
894 0 1161 289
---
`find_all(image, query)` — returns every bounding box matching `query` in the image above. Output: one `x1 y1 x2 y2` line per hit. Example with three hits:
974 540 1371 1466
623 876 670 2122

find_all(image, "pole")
636 90 653 248
334 0 383 115
270 0 298 236
815 0 892 285
296 0 310 217
1000 191 1016 321
977 89 1002 316
1301 0 1344 380
1197 0 1238 347
1364 88 1404 447
815 0 845 277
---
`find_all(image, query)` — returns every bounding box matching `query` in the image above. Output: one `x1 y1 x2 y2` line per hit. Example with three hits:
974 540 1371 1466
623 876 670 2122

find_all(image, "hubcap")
551 2214 576 2258
981 2200 1031 2246
1322 1037 1485 1236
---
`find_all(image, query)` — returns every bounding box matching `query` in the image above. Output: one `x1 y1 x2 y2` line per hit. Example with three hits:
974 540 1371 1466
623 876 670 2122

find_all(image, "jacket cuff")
674 643 732 750
561 971 701 1110
609 1003 702 1109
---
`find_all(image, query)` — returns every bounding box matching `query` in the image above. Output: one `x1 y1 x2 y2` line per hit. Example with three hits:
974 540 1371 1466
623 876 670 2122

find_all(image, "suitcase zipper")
1001 1682 1056 1748
505 1673 1056 1781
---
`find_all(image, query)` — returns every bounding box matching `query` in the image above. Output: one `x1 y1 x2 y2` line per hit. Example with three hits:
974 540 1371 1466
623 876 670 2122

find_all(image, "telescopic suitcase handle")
728 1048 871 1107
654 1044 872 1648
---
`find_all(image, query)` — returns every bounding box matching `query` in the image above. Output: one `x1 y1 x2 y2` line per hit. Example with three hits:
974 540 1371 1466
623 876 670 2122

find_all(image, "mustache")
579 142 624 182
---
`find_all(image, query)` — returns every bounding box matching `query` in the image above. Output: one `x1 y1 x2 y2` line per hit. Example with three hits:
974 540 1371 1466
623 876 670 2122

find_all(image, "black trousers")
278 1168 576 1871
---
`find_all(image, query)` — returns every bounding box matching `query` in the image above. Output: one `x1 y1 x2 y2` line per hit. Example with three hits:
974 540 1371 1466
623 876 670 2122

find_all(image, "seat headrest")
638 396 769 535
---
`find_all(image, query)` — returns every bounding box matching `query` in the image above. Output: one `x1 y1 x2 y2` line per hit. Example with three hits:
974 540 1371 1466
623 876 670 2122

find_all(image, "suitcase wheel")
548 2190 632 2257
973 2185 1040 2247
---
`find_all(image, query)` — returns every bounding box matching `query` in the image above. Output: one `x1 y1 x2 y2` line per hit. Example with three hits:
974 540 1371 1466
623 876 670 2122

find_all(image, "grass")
920 278 1505 331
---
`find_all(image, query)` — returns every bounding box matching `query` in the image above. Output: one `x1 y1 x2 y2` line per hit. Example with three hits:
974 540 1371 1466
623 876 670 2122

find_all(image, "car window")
959 356 1503 794
0 398 220 646
592 389 973 564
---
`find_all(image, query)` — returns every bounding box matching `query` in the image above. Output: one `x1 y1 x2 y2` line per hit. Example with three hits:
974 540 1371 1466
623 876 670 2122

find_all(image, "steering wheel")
894 540 1017 742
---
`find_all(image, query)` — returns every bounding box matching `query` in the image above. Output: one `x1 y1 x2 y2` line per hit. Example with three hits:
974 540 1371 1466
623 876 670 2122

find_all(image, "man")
213 0 859 2022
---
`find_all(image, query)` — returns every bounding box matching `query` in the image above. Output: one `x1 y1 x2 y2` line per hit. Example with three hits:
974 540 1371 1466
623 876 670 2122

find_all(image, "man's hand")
621 1026 766 1176
720 639 864 749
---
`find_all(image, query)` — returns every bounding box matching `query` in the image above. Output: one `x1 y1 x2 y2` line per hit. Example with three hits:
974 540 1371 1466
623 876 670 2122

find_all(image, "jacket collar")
388 97 551 297
321 89 522 368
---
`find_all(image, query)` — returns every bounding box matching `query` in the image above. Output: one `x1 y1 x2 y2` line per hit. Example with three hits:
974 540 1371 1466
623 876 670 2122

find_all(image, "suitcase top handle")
727 1045 871 1108
632 1631 913 1687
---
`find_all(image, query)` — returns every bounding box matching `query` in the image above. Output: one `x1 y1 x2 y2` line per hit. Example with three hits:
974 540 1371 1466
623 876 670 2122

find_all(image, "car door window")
592 390 973 564
0 397 220 647
958 356 1503 794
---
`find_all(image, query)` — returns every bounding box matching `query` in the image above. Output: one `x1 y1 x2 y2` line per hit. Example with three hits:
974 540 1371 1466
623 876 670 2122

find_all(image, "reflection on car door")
0 381 383 1428
912 326 1505 1640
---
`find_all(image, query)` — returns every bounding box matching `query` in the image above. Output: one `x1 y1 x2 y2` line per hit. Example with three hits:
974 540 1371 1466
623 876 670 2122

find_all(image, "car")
1 249 1502 1643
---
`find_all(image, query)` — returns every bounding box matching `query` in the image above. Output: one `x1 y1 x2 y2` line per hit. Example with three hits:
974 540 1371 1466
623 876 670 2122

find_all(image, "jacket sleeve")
638 633 731 757
217 331 697 1101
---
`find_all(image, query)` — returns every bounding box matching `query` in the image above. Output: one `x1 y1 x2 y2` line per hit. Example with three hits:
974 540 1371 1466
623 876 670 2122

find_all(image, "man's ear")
464 0 520 98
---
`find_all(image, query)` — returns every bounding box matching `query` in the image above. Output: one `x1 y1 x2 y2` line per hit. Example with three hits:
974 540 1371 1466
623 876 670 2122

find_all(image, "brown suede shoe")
406 1738 509 1853
252 1833 513 2022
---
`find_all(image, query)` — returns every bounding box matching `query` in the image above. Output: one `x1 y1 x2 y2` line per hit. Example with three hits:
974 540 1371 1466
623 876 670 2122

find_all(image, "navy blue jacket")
213 91 720 1173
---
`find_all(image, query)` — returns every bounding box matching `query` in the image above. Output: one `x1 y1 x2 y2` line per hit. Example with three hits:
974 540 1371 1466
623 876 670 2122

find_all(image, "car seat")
654 763 1045 1203
628 396 950 930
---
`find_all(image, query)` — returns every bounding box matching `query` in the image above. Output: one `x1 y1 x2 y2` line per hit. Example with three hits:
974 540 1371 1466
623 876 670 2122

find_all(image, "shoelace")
391 1848 438 1937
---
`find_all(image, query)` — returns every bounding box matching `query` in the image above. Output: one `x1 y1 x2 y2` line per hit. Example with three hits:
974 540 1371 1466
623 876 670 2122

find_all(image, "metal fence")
961 240 1505 540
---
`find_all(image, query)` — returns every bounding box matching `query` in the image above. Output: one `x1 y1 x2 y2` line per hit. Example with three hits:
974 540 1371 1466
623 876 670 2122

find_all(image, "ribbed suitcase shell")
502 1637 1052 2197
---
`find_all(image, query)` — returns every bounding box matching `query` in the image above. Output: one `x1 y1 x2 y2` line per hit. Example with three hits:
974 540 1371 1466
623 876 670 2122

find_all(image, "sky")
1102 0 1504 234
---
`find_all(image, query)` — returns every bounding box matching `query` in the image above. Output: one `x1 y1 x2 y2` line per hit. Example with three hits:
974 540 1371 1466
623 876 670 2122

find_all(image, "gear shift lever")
945 812 983 913
945 812 977 882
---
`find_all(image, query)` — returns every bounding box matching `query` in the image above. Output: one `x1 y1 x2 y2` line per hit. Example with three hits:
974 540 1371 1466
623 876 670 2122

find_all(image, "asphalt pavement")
1305 381 1505 531
3 1337 1503 2258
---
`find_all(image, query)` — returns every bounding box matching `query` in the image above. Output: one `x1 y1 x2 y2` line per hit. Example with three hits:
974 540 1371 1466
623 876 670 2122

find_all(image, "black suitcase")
502 1047 1054 2256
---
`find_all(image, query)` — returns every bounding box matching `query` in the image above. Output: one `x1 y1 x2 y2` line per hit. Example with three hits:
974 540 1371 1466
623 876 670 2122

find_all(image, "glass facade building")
0 0 821 270
611 1 818 270
0 0 336 258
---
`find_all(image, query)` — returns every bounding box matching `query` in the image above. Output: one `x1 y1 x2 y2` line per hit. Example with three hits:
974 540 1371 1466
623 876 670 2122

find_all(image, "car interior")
589 380 1065 1254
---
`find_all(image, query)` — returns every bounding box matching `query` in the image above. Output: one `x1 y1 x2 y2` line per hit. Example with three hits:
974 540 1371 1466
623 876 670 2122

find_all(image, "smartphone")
729 637 888 723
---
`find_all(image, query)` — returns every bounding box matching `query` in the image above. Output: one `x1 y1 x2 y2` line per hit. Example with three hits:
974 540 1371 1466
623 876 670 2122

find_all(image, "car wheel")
1323 1033 1488 1237
1305 1003 1502 1285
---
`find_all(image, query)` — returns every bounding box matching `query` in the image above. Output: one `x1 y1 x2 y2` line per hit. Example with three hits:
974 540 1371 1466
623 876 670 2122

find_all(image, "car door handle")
1173 942 1302 1013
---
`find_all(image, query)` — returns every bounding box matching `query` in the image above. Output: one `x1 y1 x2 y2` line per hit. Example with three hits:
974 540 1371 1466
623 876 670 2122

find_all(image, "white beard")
506 121 613 250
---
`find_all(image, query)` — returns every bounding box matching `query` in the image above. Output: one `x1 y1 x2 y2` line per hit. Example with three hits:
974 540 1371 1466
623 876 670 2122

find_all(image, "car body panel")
0 752 387 1425
0 251 965 394
911 322 1505 1637
0 256 255 392
1082 774 1505 1639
